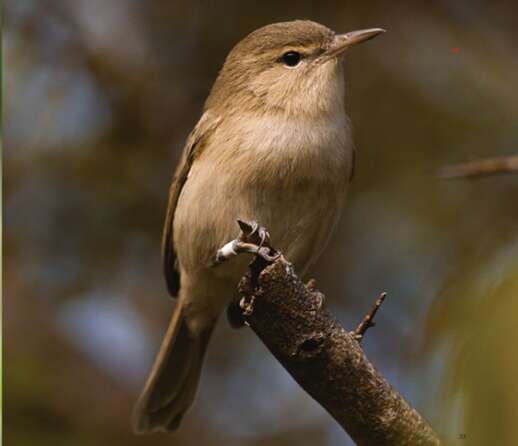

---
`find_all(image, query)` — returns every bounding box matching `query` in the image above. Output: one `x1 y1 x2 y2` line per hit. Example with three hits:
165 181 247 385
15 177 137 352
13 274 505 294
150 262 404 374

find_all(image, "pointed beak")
321 28 385 61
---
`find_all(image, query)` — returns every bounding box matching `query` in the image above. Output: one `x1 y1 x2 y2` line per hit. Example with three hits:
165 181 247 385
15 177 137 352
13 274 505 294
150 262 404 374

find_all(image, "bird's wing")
162 111 221 297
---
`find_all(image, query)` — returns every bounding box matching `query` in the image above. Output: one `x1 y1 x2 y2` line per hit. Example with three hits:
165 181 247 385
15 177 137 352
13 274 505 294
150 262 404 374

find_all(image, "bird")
133 19 384 433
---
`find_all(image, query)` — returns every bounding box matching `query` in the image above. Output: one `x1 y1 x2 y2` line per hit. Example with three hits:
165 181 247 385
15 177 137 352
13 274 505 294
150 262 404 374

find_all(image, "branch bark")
220 223 443 446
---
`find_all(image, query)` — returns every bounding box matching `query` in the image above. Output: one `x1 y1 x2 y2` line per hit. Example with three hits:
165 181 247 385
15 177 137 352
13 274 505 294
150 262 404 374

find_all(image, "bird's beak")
321 28 385 61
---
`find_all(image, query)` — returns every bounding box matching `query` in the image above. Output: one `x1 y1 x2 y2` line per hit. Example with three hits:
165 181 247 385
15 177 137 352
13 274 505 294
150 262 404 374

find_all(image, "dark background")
4 1 518 445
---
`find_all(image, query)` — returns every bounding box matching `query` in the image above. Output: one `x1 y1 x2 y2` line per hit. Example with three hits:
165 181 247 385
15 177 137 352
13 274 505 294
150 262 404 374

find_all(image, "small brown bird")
133 20 384 433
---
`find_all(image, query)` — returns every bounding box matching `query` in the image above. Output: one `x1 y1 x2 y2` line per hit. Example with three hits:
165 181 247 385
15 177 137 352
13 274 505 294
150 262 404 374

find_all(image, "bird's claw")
237 219 270 248
215 220 278 265
257 227 270 249
255 245 280 262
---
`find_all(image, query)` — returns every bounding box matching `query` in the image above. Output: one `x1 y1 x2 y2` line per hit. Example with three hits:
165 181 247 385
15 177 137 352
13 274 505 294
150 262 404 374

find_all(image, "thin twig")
352 292 387 342
440 155 518 179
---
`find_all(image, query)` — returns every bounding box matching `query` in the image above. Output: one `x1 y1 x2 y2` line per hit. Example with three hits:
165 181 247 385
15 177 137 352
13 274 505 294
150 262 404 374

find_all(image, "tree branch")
218 221 443 446
440 154 518 179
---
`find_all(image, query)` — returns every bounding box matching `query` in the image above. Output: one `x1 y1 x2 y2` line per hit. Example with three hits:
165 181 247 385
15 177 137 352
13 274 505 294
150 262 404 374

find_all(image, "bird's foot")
237 219 270 248
214 220 280 265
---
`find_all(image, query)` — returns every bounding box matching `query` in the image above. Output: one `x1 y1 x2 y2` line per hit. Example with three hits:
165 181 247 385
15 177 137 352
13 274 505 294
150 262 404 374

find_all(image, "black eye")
281 51 301 67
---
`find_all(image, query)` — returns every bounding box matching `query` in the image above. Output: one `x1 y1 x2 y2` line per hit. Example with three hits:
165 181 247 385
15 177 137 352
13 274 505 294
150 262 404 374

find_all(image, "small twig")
440 155 518 179
352 292 387 342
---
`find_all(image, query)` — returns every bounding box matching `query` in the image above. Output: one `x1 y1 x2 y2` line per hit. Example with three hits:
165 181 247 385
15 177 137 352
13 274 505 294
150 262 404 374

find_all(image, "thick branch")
224 229 442 445
441 154 518 179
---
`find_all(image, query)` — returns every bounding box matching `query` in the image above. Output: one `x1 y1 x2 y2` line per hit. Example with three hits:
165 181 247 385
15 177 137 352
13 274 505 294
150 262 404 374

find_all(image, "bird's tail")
133 300 213 433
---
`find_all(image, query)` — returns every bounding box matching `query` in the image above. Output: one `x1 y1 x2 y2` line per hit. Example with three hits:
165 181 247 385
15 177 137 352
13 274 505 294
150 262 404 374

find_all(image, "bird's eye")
281 51 301 67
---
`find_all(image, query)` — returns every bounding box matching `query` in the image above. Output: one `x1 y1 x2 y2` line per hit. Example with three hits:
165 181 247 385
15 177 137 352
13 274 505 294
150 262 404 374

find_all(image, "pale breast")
233 111 350 180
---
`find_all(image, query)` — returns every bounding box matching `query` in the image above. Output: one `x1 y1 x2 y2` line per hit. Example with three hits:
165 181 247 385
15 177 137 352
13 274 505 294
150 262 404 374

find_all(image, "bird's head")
207 20 384 117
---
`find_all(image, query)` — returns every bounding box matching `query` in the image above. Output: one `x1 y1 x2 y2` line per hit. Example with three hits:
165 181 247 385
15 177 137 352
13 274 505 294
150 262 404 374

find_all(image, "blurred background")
4 1 518 445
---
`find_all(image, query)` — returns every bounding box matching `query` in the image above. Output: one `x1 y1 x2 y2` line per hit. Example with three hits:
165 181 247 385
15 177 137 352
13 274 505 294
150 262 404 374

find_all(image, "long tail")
133 301 213 433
